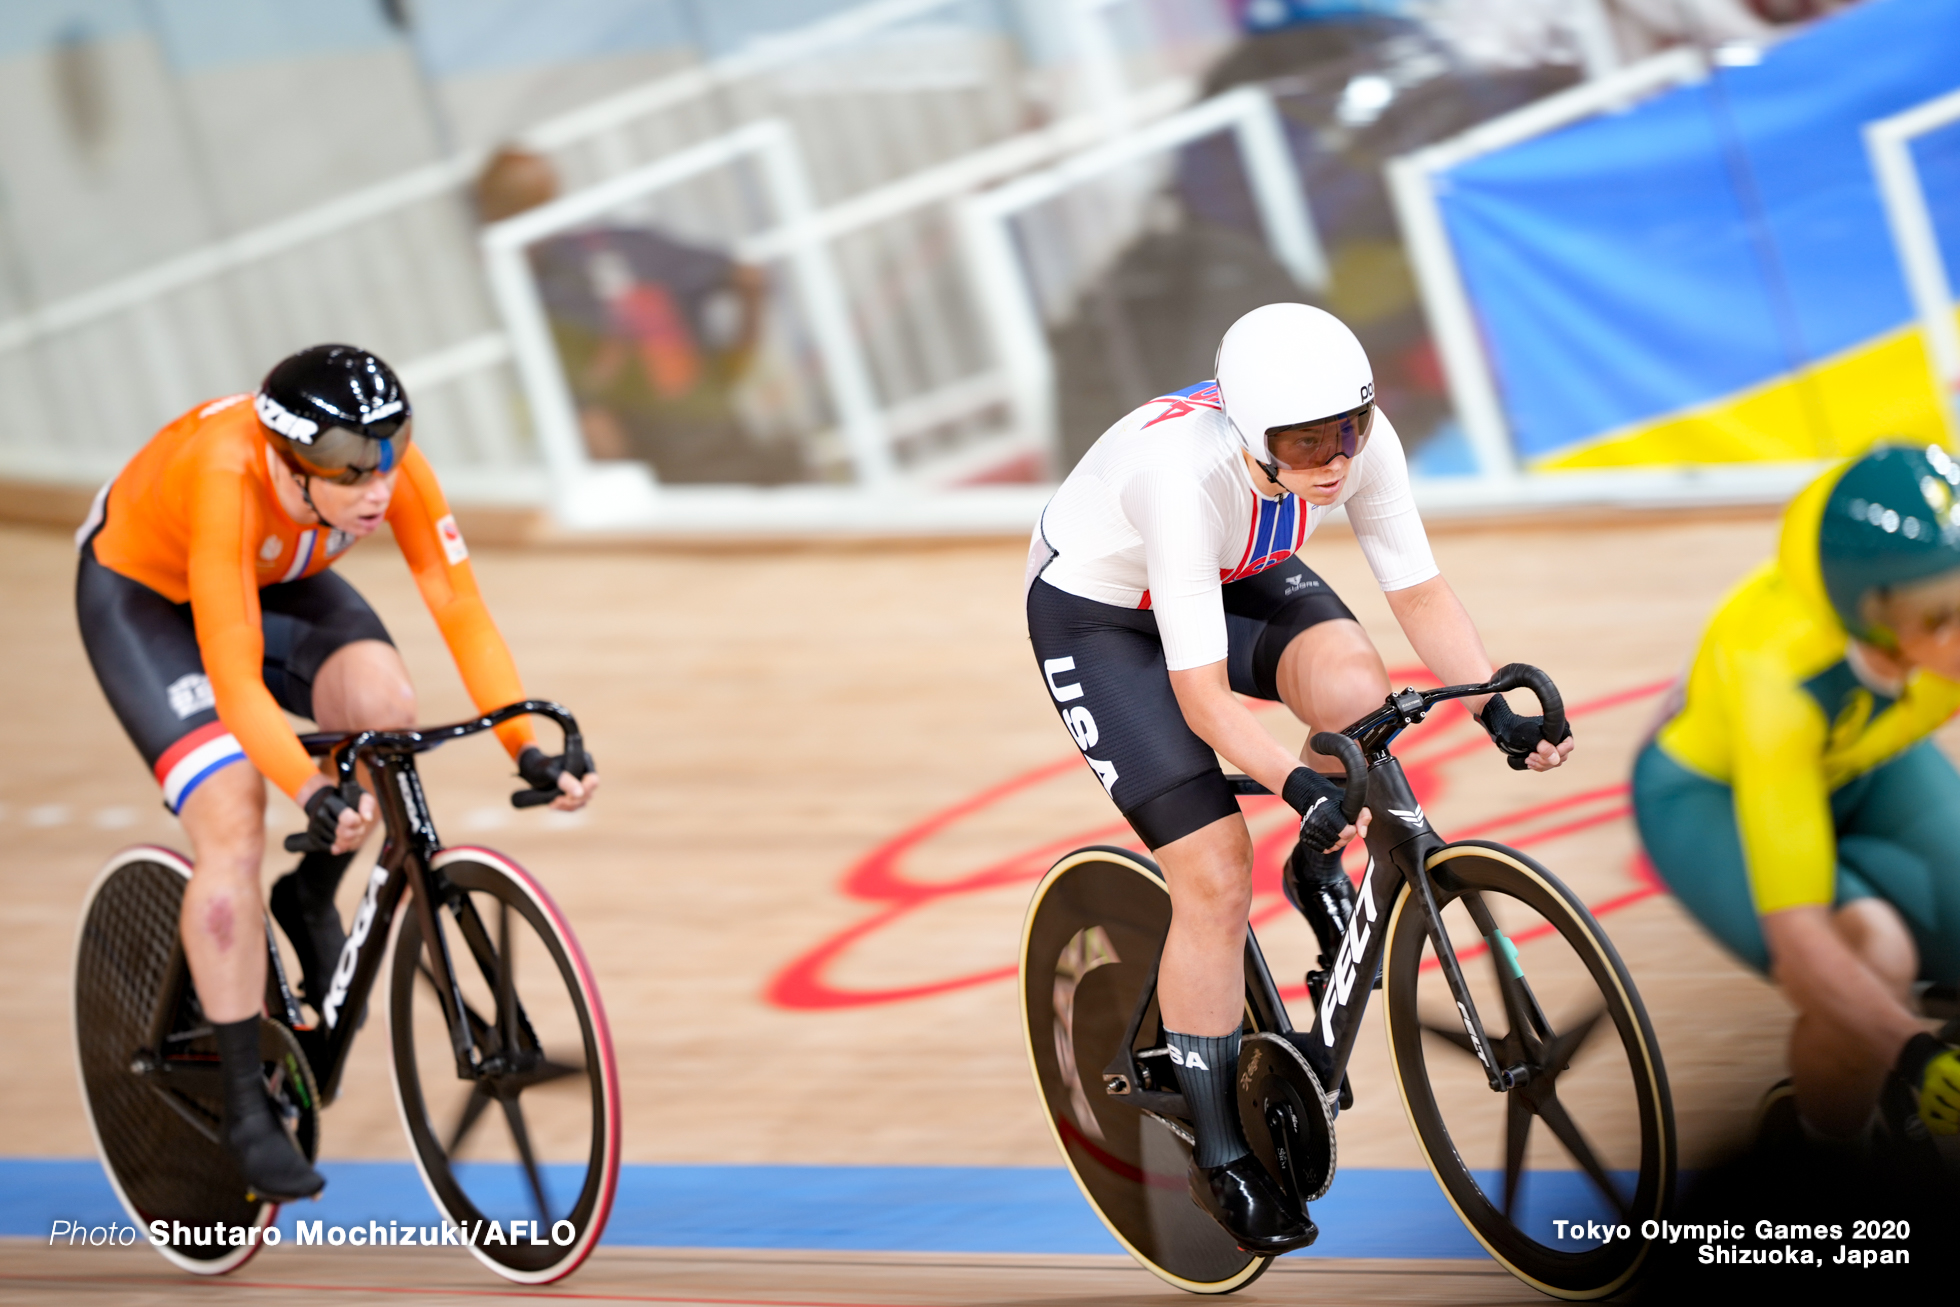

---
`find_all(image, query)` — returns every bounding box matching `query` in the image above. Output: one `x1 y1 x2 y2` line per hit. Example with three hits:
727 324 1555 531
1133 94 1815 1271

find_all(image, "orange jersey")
91 393 536 799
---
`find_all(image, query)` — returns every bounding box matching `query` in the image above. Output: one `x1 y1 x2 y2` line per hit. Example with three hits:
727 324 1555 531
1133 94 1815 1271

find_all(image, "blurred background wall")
0 0 1923 530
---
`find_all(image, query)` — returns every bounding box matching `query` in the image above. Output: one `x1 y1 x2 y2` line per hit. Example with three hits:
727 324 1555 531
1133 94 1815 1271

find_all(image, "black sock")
1284 842 1354 969
291 849 354 908
1165 1028 1249 1169
213 1015 268 1126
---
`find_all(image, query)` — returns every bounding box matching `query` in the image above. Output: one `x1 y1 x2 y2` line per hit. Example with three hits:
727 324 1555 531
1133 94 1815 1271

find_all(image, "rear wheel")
73 847 317 1274
389 848 619 1284
1382 840 1674 1299
1020 847 1288 1295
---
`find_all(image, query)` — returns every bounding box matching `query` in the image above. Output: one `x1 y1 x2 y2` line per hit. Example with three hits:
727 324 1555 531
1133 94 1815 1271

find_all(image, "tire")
1382 840 1674 1300
1019 847 1271 1295
73 848 317 1274
388 848 620 1284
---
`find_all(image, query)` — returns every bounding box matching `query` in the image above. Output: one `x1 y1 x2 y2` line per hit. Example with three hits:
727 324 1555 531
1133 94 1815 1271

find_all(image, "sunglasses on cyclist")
286 420 412 486
1264 402 1374 471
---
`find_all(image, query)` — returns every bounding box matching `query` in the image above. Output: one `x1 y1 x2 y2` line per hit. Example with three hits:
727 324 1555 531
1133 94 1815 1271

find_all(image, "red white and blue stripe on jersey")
1222 490 1306 583
155 721 247 813
1142 380 1223 429
1135 378 1305 608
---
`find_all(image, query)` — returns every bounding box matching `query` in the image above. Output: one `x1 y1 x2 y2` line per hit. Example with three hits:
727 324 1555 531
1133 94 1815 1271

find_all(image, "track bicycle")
72 701 621 1284
1020 665 1675 1299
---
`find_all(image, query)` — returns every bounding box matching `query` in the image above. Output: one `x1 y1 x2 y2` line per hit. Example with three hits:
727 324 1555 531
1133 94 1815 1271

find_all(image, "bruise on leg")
204 894 236 952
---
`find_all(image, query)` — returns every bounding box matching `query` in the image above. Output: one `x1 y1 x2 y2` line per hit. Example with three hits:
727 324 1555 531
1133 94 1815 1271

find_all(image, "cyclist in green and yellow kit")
1634 444 1960 1149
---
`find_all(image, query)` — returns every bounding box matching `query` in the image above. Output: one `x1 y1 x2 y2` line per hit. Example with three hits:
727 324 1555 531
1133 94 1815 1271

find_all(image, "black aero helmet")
255 344 411 484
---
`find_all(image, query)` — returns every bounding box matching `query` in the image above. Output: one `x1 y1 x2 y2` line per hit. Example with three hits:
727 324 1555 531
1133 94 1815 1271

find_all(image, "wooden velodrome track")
3 506 1914 1303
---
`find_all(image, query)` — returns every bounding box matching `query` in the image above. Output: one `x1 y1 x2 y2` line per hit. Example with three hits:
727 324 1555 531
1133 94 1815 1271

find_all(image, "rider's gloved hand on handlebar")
1899 1033 1960 1136
518 744 600 812
295 779 376 855
1477 695 1574 772
1283 765 1367 853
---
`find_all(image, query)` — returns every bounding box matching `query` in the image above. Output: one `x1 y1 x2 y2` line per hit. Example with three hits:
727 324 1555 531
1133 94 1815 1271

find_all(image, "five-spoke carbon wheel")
74 847 317 1274
1383 840 1674 1299
1020 846 1276 1295
388 848 619 1283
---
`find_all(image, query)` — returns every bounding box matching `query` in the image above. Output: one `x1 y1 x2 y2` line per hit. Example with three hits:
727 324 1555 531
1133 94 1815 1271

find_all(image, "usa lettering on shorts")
1043 657 1118 793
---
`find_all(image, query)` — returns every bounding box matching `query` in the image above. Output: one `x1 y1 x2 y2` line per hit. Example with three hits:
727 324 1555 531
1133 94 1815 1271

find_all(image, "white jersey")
1026 381 1438 672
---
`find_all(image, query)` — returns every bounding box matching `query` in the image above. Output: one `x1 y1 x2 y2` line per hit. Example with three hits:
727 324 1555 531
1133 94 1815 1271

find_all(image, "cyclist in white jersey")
1025 303 1573 1251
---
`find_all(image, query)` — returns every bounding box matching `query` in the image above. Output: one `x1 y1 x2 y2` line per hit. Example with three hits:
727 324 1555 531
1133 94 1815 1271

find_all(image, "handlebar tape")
1307 732 1368 823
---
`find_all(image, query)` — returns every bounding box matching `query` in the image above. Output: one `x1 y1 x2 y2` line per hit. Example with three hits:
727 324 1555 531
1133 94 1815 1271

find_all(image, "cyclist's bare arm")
1385 574 1571 771
1168 660 1369 848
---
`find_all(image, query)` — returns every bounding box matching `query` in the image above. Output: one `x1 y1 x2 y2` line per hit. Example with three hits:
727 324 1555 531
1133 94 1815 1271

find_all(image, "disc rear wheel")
74 848 316 1274
1020 847 1277 1295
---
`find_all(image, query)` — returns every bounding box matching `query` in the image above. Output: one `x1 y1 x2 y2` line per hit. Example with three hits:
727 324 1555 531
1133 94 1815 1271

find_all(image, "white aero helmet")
1214 303 1375 473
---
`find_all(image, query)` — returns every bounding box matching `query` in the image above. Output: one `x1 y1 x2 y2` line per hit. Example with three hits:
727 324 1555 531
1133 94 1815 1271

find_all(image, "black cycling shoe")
224 1089 325 1202
1286 841 1378 989
1188 1154 1317 1254
270 870 347 1012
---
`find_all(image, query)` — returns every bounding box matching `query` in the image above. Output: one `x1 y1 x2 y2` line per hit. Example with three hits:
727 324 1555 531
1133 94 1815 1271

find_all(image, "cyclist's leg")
260 568 410 732
76 542 267 1018
259 572 407 1006
311 640 415 731
177 763 270 1021
76 542 320 1197
1222 559 1382 963
1636 741 1915 1138
1026 578 1310 1248
1629 742 1771 970
1156 813 1256 1037
1220 557 1384 752
1835 739 1960 983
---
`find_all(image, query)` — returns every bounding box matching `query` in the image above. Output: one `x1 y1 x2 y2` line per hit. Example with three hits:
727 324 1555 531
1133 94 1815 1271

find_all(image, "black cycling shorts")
77 537 393 813
1026 555 1356 850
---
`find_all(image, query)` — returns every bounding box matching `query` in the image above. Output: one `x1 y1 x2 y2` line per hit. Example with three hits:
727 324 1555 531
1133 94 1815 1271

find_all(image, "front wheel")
388 848 620 1284
1382 840 1674 1300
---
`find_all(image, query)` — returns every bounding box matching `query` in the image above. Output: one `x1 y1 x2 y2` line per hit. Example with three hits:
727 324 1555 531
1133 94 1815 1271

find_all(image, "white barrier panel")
481 120 894 528
958 83 1327 472
0 0 1186 522
1867 86 1960 445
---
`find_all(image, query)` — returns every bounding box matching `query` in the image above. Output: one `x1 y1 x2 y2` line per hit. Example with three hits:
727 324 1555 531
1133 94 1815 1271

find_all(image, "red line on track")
766 675 1675 1012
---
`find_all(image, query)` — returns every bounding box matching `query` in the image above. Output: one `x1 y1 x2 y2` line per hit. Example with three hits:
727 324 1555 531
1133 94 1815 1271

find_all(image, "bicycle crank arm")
130 1051 223 1095
1104 1086 1192 1120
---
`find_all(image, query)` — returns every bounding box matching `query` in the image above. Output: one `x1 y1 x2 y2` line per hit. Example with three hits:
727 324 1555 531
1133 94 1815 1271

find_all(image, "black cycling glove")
1478 695 1571 771
518 743 593 793
1282 765 1349 853
297 782 365 853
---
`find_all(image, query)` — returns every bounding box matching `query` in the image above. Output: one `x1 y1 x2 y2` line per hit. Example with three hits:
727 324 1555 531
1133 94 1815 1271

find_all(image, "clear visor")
1264 402 1373 471
283 420 411 485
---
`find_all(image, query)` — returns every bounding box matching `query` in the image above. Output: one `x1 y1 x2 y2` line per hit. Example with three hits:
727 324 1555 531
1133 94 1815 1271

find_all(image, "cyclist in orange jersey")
76 345 598 1202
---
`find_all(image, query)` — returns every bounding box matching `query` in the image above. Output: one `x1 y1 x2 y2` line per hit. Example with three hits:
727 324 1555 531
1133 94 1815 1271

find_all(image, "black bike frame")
252 701 581 1104
1102 665 1565 1110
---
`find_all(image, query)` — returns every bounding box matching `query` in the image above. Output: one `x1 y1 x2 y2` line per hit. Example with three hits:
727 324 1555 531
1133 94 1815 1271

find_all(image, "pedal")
1264 1100 1306 1212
